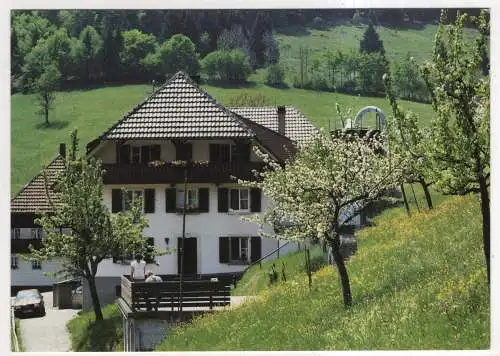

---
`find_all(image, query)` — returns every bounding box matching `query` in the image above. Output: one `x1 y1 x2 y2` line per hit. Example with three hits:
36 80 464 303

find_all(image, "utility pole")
178 160 188 320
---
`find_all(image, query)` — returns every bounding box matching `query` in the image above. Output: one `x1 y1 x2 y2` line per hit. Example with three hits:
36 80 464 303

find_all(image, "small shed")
53 279 79 309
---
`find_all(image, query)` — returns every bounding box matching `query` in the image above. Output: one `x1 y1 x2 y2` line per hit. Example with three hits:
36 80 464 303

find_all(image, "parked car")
13 289 45 317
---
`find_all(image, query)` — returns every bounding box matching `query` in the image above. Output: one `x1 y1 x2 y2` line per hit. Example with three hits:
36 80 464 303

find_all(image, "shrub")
201 49 252 82
226 92 273 107
265 64 285 87
311 16 326 30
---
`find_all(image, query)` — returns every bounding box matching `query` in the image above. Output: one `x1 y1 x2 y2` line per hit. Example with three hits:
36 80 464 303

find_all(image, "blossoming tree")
241 129 407 306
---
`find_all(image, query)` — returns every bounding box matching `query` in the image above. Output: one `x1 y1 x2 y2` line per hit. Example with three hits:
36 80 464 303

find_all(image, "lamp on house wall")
164 237 170 246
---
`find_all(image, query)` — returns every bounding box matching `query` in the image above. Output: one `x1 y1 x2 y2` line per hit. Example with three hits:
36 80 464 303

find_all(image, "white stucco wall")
11 258 64 286
96 183 298 277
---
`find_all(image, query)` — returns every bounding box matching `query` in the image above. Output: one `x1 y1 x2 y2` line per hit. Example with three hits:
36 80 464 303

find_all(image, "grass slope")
276 24 479 76
11 83 432 195
156 195 489 350
233 244 327 296
66 303 123 352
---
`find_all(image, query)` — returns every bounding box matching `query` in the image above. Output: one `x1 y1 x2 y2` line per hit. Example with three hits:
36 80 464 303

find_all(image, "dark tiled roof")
11 155 65 214
229 106 317 144
100 72 253 140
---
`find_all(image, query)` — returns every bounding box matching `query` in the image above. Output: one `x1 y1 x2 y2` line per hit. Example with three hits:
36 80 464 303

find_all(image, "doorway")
177 237 197 275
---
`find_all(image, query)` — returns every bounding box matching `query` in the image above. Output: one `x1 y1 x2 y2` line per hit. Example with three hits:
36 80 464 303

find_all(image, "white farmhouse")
10 72 318 306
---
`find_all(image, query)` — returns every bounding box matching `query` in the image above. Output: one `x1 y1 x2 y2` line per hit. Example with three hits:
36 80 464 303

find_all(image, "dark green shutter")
151 145 161 161
141 146 150 163
198 188 209 212
209 144 219 162
112 189 122 213
220 144 230 162
176 143 192 161
230 189 239 210
218 188 229 212
219 237 229 263
230 237 240 260
144 188 155 213
250 188 262 212
251 236 261 262
145 237 155 263
119 145 130 164
165 188 177 213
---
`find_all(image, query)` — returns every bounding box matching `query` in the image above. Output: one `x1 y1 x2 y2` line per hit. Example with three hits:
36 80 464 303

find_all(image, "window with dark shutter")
209 144 220 162
176 143 192 161
250 188 262 212
218 188 229 212
219 237 229 263
198 188 209 212
230 237 240 260
150 145 161 161
230 189 239 210
250 236 262 262
165 188 177 213
232 143 251 162
144 189 155 213
119 145 131 164
141 146 150 163
112 189 123 213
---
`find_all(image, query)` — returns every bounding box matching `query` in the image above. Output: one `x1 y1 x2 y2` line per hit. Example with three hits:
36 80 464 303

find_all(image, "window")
176 188 198 210
31 228 43 239
131 146 141 163
11 228 20 239
219 236 261 264
209 144 231 162
123 190 143 211
175 143 192 161
11 255 18 269
230 188 249 212
32 260 42 270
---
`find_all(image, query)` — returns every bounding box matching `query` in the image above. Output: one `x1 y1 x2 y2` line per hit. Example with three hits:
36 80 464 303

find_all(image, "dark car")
13 289 45 317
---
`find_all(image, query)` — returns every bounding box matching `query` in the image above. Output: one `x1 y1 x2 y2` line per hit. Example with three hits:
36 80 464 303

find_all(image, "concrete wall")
82 276 121 311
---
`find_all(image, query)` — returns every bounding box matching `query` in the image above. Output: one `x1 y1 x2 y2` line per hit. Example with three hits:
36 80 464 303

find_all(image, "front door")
177 237 197 275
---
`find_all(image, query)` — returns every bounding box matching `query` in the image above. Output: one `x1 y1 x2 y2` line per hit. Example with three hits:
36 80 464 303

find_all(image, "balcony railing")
102 161 265 184
119 274 239 313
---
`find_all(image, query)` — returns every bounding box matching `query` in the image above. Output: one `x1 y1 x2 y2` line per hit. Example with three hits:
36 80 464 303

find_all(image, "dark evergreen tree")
359 23 385 54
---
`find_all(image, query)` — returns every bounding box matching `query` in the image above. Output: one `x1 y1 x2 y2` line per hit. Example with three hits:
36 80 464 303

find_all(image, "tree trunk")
44 95 49 126
87 275 103 321
400 184 411 216
478 173 490 284
419 177 433 210
331 234 352 307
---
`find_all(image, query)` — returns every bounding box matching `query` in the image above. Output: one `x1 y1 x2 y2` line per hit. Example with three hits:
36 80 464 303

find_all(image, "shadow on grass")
75 317 123 352
362 198 404 224
34 120 69 130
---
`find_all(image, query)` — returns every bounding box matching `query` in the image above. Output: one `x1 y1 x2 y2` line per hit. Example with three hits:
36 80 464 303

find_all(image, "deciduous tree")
422 10 490 281
240 128 407 307
30 131 164 320
35 63 61 126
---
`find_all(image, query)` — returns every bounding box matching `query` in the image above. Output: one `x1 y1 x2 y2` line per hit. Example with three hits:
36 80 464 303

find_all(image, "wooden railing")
120 275 235 312
102 162 265 184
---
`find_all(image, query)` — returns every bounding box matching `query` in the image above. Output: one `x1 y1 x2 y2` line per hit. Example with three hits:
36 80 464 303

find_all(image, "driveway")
18 292 79 352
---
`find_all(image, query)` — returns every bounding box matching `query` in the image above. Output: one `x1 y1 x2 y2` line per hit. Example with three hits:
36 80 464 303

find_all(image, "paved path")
18 292 78 352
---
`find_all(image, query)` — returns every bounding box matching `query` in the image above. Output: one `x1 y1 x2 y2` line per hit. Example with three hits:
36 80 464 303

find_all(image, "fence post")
305 248 312 290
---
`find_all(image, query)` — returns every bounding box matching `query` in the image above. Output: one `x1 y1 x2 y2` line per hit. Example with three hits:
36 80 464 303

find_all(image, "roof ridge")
11 154 65 202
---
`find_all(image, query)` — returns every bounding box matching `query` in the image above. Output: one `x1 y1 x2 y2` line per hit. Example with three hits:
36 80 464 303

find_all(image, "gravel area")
18 292 79 352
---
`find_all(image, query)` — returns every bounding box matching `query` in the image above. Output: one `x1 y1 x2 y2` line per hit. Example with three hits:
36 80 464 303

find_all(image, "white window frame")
32 260 42 270
229 188 250 213
11 228 20 239
11 255 18 269
31 228 43 239
229 236 250 263
123 189 144 211
176 188 199 210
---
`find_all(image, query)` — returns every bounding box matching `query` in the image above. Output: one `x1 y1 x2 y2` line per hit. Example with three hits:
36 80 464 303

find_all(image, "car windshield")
16 290 40 300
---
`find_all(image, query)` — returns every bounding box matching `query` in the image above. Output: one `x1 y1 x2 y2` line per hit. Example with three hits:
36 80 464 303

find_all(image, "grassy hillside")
67 303 123 352
156 195 489 350
11 83 433 195
276 24 479 77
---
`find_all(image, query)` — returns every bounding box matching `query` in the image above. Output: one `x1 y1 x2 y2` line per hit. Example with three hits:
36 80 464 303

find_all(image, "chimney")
277 106 286 136
59 143 66 158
